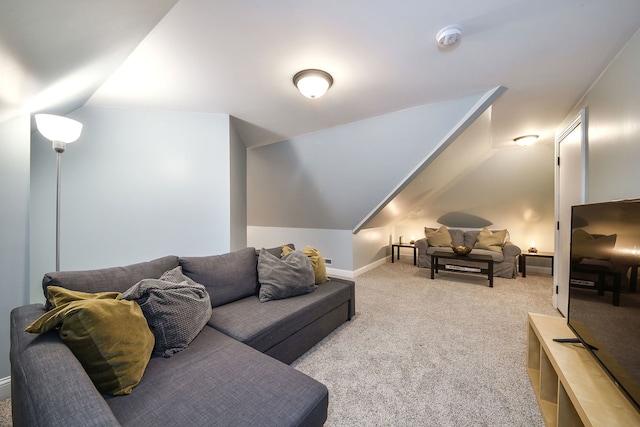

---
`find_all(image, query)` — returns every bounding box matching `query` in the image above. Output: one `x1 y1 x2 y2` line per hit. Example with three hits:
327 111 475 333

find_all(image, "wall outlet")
324 258 332 265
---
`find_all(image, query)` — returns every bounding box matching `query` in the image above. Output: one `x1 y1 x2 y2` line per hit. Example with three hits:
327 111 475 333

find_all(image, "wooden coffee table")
430 250 494 287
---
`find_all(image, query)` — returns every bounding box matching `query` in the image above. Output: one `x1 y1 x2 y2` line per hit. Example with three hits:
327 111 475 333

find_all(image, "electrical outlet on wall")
324 258 332 265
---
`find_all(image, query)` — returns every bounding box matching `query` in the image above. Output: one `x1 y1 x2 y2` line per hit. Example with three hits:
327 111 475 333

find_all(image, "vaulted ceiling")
2 0 640 149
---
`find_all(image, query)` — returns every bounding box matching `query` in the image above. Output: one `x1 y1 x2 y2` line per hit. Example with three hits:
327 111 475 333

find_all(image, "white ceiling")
3 0 640 148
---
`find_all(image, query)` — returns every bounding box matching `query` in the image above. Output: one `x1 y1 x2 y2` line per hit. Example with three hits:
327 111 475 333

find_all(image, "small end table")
520 252 554 277
391 243 417 265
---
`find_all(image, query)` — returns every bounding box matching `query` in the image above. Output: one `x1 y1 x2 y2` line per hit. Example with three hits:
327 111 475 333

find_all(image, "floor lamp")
35 114 83 272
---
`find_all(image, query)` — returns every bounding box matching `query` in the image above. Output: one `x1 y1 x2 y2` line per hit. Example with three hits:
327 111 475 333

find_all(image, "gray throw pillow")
258 248 316 302
122 266 212 358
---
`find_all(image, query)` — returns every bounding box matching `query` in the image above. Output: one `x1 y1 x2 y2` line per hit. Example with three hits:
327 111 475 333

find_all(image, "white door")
555 112 586 315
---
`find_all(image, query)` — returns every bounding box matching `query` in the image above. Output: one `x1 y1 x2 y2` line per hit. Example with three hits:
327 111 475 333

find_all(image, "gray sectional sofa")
415 227 521 278
10 246 355 427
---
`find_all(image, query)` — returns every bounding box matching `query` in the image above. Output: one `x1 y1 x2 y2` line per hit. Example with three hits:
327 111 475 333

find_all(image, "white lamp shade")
293 69 333 99
35 114 83 143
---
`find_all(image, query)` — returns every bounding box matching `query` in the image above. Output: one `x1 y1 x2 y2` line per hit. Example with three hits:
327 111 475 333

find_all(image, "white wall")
580 30 640 202
30 107 235 302
0 113 31 394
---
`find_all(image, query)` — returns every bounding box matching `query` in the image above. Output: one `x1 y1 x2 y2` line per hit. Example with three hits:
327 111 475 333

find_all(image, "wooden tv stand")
527 313 640 426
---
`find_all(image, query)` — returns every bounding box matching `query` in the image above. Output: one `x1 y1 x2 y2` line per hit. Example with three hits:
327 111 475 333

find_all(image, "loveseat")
10 245 355 427
415 227 521 278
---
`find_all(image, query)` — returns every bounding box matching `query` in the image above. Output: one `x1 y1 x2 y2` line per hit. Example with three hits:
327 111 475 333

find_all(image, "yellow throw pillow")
282 245 328 284
474 228 507 253
26 286 154 395
426 226 452 247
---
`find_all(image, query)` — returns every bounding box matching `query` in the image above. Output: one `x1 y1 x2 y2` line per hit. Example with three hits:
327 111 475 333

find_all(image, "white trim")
353 258 387 277
326 257 388 279
326 267 354 279
0 376 10 400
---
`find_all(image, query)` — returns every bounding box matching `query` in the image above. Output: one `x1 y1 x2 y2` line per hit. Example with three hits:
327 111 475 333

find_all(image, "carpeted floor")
291 261 560 426
0 261 559 426
0 399 10 427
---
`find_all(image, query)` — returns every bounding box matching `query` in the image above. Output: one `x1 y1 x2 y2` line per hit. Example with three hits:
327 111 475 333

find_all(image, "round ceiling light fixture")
514 135 539 146
293 69 333 99
436 24 463 48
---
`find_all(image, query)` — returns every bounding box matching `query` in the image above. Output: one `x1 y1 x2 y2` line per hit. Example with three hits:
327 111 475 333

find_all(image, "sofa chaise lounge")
10 246 355 427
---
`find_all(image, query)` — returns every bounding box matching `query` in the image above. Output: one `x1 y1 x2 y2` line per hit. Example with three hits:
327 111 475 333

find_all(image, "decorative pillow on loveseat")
122 266 212 358
257 248 316 302
25 286 154 396
474 228 508 253
426 225 452 247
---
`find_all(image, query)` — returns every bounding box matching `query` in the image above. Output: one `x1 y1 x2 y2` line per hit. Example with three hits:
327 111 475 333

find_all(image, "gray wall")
0 113 30 390
30 107 237 302
247 91 487 231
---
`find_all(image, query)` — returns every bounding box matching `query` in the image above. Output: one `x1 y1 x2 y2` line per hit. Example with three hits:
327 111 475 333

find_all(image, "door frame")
553 108 588 312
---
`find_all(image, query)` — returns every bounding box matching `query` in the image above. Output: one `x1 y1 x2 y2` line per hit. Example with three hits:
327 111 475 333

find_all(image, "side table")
520 252 554 277
391 243 416 265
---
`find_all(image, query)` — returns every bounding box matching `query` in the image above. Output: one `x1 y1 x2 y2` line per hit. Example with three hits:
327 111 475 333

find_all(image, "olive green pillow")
283 245 329 284
474 228 508 253
26 286 154 395
426 226 452 247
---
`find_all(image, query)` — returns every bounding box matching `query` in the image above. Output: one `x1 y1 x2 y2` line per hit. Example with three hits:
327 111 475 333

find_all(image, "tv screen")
568 198 640 410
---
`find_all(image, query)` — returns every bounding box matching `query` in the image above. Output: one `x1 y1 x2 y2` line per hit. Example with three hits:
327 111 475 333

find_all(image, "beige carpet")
0 399 10 427
1 261 559 426
292 261 560 426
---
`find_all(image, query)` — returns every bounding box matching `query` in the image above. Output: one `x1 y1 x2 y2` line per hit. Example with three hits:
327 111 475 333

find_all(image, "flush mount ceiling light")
293 69 333 99
514 135 539 147
436 24 463 48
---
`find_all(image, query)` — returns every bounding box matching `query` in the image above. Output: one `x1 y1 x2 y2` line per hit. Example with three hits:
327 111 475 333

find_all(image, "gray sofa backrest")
180 247 260 308
42 255 180 306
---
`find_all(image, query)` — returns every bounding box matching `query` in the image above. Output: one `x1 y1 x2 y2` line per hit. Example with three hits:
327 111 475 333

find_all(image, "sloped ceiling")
0 0 177 123
2 1 640 148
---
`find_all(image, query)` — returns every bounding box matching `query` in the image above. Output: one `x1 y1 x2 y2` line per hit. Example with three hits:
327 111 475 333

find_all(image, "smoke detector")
436 25 462 48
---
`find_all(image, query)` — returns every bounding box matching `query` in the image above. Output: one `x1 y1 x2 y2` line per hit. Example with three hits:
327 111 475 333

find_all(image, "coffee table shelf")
430 251 494 287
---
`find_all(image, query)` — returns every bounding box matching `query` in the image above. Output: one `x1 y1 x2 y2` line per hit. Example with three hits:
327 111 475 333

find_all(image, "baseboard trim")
326 267 354 279
0 376 10 400
353 258 387 277
326 257 387 279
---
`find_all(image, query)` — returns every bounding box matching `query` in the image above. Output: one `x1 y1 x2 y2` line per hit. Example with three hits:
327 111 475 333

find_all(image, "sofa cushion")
26 286 154 396
208 280 351 354
258 248 316 302
426 225 453 247
180 247 259 308
121 266 212 358
42 256 180 306
104 326 328 427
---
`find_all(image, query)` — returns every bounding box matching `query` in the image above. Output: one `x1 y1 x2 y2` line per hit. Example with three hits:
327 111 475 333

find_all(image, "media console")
526 313 640 426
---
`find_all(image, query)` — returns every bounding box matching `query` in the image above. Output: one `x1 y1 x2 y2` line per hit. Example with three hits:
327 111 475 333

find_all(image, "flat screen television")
568 198 640 411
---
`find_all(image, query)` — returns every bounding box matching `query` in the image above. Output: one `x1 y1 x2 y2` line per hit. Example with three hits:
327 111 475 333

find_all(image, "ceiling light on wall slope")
293 69 333 99
514 134 539 146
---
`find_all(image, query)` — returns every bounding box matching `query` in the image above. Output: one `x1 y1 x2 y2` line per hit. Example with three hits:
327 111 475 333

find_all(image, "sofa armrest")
415 238 429 253
11 304 122 427
503 242 521 259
